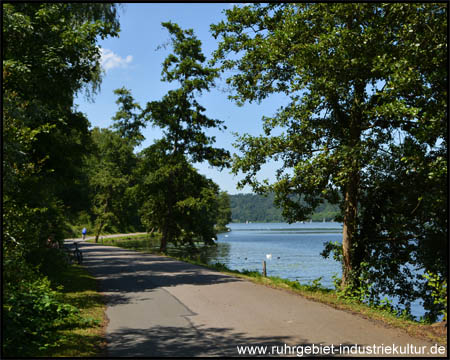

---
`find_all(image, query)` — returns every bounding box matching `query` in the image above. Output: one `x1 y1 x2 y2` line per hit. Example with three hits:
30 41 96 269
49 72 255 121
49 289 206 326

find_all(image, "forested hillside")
230 193 339 223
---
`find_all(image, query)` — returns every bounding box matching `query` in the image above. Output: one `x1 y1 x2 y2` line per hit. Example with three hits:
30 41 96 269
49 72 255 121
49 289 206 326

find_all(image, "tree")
3 2 120 253
3 3 121 354
136 143 221 250
141 22 230 252
216 192 232 231
76 87 145 240
211 2 447 316
87 127 138 242
111 87 146 146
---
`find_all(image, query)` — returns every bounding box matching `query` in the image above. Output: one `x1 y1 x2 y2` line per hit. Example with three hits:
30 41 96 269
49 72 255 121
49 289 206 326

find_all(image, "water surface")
214 222 343 288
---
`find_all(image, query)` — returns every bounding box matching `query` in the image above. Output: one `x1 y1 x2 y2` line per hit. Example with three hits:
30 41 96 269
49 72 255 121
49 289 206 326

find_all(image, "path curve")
76 241 445 357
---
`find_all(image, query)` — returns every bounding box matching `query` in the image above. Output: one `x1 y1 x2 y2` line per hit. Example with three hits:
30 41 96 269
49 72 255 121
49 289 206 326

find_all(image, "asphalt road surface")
76 241 445 357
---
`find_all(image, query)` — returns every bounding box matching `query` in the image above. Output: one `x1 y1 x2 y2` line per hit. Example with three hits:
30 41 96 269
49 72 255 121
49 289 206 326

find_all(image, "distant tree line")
230 193 339 223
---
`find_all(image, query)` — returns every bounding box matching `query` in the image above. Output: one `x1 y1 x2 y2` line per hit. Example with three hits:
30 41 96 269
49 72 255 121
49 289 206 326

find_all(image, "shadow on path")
79 242 240 295
107 325 344 357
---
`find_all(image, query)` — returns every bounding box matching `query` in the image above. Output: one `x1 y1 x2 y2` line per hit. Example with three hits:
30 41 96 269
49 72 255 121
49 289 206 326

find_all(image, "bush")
3 256 80 357
422 271 447 323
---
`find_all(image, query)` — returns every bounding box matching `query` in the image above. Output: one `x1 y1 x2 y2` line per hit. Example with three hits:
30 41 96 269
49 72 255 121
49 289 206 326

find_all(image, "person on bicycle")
82 227 87 240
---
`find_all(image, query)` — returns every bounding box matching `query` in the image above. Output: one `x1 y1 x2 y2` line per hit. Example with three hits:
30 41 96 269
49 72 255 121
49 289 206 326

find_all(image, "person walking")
82 227 87 240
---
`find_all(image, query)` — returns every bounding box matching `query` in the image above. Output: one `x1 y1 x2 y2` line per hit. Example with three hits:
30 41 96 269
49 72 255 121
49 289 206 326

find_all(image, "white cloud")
100 48 133 71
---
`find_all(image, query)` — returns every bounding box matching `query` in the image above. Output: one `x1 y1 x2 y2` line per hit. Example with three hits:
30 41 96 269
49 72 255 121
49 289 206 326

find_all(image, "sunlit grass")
42 265 107 357
93 233 210 259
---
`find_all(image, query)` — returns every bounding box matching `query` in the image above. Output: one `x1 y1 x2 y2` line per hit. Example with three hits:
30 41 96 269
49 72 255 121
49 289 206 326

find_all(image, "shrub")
3 256 80 357
422 271 447 323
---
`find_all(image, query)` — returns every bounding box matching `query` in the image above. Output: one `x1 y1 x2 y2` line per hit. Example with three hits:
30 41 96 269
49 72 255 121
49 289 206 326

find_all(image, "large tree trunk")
160 223 169 253
341 170 359 288
94 195 110 243
160 164 176 253
340 52 365 286
341 80 363 289
95 220 105 243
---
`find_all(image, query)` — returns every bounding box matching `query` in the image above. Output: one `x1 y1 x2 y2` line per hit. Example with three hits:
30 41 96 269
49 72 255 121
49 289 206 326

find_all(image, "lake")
208 222 425 320
214 222 342 287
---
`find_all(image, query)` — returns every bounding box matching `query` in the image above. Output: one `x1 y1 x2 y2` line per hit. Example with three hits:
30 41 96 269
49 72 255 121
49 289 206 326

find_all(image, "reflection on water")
198 241 231 264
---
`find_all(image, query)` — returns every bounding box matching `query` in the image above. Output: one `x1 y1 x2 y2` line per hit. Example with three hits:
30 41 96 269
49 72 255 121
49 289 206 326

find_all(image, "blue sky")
75 3 288 194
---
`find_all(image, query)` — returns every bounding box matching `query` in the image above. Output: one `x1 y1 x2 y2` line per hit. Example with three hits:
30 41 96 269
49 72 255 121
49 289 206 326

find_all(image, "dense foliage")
3 255 83 357
211 3 447 320
216 192 233 231
230 193 339 223
3 3 121 356
87 127 141 241
136 147 222 247
4 2 119 254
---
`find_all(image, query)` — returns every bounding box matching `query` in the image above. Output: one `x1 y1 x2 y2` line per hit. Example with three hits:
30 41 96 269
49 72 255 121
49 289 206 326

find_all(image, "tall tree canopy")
140 22 230 252
3 2 121 253
216 192 233 231
144 21 230 167
111 87 146 146
211 3 447 319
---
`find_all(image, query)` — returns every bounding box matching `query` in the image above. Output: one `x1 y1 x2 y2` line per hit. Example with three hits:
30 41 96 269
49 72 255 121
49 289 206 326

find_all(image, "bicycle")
73 242 83 264
63 242 83 265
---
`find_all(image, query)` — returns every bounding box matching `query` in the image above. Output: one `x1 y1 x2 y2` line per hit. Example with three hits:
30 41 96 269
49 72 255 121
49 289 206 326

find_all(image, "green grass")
92 233 213 260
42 265 107 357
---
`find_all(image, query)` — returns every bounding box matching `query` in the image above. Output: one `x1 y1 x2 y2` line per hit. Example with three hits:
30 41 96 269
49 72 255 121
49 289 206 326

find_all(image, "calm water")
214 222 342 288
209 222 425 320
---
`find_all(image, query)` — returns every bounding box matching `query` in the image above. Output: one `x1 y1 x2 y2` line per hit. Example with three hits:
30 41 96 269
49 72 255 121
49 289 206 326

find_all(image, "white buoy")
266 254 272 260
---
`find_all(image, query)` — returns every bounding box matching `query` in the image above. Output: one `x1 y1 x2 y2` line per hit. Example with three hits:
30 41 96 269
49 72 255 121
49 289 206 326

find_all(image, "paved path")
77 241 445 357
65 232 146 242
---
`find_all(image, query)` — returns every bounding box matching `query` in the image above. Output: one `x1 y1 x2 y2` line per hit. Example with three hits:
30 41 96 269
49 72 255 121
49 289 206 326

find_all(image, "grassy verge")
43 264 107 357
92 233 447 346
